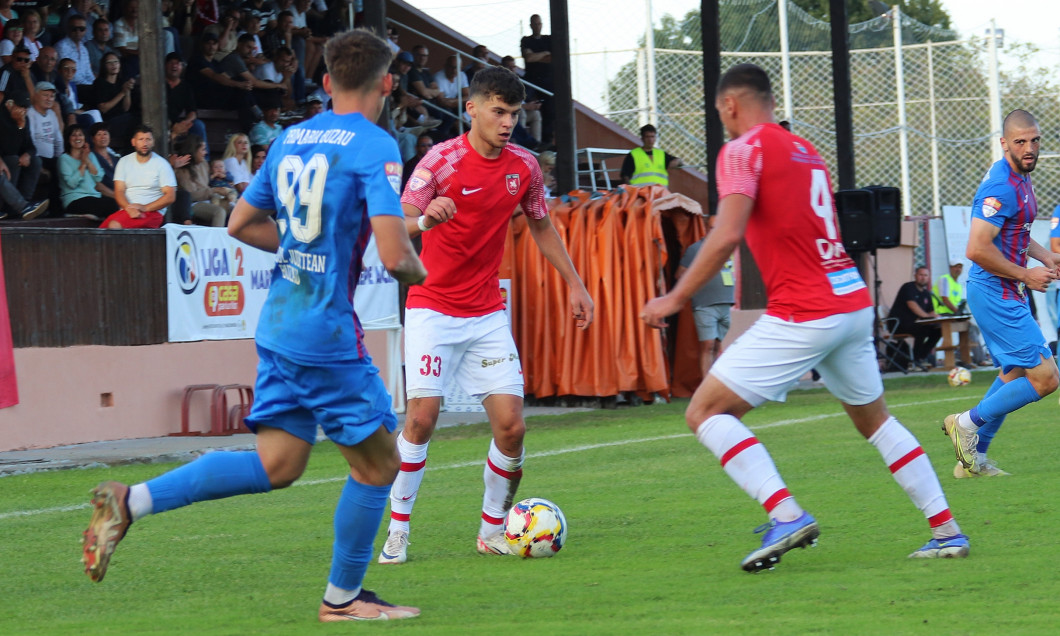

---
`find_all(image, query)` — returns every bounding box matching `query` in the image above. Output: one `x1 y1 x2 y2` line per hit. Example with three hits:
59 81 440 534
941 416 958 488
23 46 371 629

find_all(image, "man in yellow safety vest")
620 124 682 187
933 261 964 315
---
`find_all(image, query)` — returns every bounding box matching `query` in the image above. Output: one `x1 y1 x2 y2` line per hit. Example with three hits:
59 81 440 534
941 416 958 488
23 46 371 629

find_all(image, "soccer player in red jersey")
378 65 593 562
641 63 968 571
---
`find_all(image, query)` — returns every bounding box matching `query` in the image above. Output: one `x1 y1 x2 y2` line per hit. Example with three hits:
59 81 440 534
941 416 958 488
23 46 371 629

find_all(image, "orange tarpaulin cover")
508 186 706 399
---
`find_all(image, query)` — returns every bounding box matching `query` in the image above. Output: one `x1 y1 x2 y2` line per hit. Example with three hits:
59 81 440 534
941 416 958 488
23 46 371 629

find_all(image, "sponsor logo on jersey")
1051 216 1058 230
462 187 482 195
982 196 1001 217
384 162 402 195
408 168 432 192
793 141 807 154
505 173 520 195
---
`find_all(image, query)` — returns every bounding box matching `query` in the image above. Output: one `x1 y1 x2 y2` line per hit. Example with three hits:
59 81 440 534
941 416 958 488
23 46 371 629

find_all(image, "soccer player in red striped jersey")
378 65 593 563
641 63 968 571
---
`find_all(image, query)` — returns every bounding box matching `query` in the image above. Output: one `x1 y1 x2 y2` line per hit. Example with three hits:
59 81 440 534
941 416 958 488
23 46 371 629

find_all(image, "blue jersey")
968 158 1037 302
242 111 404 364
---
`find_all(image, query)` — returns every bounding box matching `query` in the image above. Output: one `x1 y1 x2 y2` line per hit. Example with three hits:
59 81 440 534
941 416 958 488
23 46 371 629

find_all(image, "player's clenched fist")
421 196 456 229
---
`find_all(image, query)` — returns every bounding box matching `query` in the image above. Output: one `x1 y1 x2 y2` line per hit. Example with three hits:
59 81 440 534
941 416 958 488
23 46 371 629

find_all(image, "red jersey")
402 134 547 317
716 123 870 322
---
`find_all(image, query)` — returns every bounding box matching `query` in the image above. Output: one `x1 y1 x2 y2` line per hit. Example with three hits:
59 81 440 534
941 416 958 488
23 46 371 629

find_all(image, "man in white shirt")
100 125 176 229
27 81 63 210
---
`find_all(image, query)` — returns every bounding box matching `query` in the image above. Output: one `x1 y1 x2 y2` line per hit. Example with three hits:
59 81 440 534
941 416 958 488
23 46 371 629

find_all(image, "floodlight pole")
892 6 911 217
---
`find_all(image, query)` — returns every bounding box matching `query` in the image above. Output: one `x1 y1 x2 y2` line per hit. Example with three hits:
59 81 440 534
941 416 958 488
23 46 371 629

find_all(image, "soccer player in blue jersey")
944 109 1060 476
81 30 428 622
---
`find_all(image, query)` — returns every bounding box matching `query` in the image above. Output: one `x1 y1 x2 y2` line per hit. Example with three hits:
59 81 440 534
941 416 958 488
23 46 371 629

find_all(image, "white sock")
695 414 802 522
977 451 989 465
323 583 360 606
387 434 429 535
868 416 960 539
128 483 153 522
480 439 523 537
956 411 978 432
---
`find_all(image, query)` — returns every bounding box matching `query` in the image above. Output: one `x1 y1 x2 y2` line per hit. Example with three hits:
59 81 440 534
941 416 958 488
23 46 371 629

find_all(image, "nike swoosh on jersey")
462 187 483 195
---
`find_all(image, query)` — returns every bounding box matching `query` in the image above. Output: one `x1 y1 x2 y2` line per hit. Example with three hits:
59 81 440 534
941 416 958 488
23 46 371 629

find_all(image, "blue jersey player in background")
81 30 429 622
943 109 1060 477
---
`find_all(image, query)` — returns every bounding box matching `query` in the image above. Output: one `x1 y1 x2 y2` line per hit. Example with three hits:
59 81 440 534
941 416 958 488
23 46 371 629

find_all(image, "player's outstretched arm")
526 214 593 329
641 195 750 328
372 214 427 286
228 198 280 253
968 218 1058 292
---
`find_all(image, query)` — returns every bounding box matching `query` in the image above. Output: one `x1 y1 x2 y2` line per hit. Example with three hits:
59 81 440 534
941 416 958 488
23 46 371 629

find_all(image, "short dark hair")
323 29 393 93
237 33 256 45
469 66 523 105
88 121 109 139
639 124 656 135
717 63 773 102
277 10 293 20
131 124 154 140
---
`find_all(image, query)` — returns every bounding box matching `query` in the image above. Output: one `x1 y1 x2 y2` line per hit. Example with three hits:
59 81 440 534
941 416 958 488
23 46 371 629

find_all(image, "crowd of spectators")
0 2 553 226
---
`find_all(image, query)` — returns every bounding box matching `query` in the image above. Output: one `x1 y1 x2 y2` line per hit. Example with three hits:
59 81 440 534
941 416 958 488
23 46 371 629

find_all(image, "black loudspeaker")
836 189 874 253
866 186 901 248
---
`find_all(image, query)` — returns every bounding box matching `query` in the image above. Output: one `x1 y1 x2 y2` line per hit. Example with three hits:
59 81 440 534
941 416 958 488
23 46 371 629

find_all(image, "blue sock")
146 451 272 514
970 376 1041 427
329 476 391 591
977 376 1008 453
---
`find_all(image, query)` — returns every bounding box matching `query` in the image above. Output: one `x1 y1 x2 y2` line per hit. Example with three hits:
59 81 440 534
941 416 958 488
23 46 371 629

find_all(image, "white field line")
0 394 971 521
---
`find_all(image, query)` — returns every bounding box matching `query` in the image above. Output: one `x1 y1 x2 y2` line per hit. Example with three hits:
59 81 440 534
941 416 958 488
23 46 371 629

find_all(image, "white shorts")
404 308 524 401
710 306 882 407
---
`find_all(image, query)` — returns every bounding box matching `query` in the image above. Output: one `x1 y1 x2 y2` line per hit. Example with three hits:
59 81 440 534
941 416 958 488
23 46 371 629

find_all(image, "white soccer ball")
948 367 972 387
504 497 567 558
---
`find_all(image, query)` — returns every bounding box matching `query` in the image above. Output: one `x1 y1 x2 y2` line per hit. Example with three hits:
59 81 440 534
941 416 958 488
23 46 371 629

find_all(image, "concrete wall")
0 331 390 452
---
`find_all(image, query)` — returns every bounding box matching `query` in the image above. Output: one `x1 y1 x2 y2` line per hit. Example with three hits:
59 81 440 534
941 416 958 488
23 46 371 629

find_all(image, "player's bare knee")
351 455 399 487
685 403 722 432
263 460 304 489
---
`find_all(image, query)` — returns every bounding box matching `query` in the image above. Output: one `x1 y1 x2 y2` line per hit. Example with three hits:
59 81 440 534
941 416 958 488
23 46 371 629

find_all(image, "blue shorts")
968 282 1049 374
244 345 397 447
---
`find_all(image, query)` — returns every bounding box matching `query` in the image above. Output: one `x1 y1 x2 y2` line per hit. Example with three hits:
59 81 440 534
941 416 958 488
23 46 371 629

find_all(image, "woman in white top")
221 133 252 194
20 9 42 61
0 18 24 65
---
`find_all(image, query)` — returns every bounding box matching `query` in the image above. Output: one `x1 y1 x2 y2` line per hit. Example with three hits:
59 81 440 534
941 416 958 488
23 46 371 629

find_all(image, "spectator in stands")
112 0 140 78
391 50 438 132
249 143 265 174
386 24 400 54
237 11 266 63
28 80 62 206
55 14 94 86
221 33 284 119
100 125 177 229
520 13 554 143
502 55 540 146
57 57 102 128
537 150 556 198
59 123 119 219
164 52 208 147
208 157 238 199
888 265 942 371
173 134 228 226
260 8 304 104
207 8 241 61
63 0 102 33
463 44 489 84
0 46 35 105
0 166 48 220
248 96 283 148
86 18 115 79
221 132 251 193
0 91 42 206
401 133 431 191
619 124 683 187
253 45 296 113
433 54 468 128
241 0 275 30
187 32 237 108
0 20 26 66
171 0 202 36
30 46 59 87
20 10 44 60
407 44 440 101
89 121 119 201
291 0 324 84
90 52 137 149
0 0 15 28
300 92 322 122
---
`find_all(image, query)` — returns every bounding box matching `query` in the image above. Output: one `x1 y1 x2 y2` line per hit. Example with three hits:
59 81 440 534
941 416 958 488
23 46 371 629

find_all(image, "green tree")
795 0 951 29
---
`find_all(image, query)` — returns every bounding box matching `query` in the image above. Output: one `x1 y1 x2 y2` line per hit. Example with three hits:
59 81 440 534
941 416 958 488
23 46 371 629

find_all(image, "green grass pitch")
3 371 1060 634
